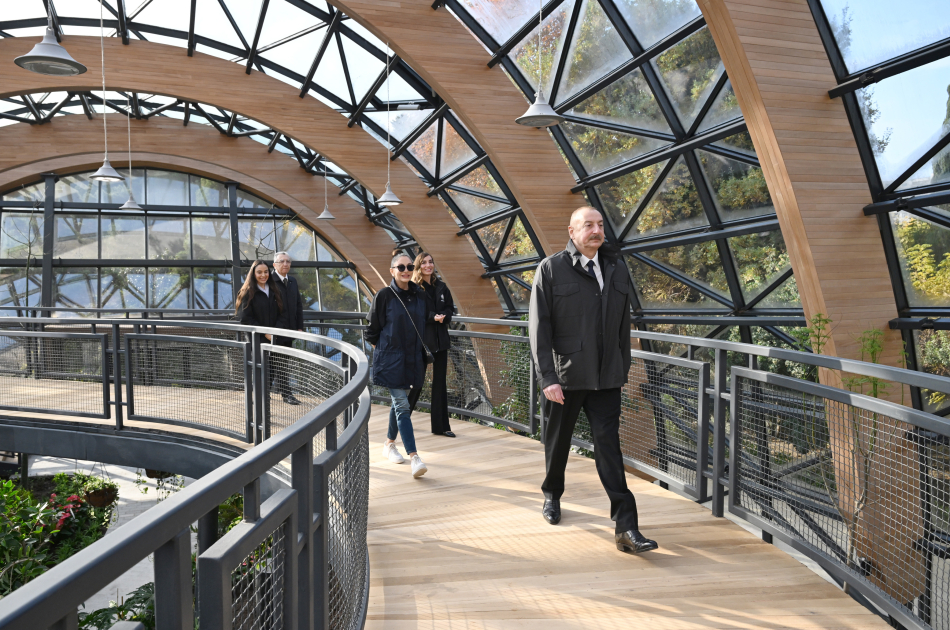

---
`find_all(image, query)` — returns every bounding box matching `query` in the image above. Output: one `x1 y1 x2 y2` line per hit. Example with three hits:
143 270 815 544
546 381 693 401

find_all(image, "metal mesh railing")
0 332 107 417
327 431 370 630
230 523 287 630
127 335 248 440
732 368 950 629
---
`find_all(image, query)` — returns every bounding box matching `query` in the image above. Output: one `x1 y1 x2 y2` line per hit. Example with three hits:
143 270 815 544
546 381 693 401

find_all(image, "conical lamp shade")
317 205 336 220
15 28 87 76
91 158 125 183
377 182 402 207
120 192 142 210
515 92 564 128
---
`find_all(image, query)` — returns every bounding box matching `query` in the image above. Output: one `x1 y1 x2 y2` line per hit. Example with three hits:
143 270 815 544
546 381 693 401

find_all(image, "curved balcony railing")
0 318 370 630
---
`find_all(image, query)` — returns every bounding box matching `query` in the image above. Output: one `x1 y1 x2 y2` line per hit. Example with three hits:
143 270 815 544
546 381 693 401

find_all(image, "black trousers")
541 388 638 533
408 349 451 434
270 337 293 396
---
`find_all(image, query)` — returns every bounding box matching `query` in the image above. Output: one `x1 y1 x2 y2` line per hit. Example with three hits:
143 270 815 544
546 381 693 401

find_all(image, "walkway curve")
0 36 502 317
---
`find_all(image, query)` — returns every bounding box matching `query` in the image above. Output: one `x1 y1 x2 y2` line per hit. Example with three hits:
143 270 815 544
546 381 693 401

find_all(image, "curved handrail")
0 322 371 630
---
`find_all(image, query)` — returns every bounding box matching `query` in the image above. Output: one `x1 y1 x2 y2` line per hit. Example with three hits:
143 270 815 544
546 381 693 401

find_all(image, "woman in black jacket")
408 251 455 437
235 260 286 341
366 253 430 478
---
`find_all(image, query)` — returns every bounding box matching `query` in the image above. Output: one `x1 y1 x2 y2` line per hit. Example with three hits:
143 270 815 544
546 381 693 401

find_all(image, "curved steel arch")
0 36 503 316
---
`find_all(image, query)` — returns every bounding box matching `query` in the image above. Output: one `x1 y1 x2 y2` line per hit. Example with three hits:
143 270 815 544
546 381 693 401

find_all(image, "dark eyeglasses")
391 264 415 272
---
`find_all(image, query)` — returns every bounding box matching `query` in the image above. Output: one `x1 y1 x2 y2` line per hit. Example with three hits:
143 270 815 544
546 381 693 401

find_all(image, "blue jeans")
387 388 417 455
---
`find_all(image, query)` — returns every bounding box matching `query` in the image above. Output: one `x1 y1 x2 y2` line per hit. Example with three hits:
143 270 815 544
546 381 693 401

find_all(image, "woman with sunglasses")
408 252 455 437
366 253 430 478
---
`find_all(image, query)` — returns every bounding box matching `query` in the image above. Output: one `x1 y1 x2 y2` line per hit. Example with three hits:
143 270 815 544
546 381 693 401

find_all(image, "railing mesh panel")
230 522 287 630
128 338 245 437
328 431 370 630
0 334 104 415
735 375 950 628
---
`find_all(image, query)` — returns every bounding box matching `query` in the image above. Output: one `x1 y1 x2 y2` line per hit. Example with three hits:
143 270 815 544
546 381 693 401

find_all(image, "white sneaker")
383 442 405 464
410 454 428 478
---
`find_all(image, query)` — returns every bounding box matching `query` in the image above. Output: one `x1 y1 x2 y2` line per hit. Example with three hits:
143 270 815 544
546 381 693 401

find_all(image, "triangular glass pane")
626 256 721 310
651 27 723 129
698 150 774 221
260 29 326 81
379 71 425 103
698 79 742 132
313 34 351 105
194 0 246 50
407 120 438 176
561 121 669 175
459 0 541 45
630 156 708 239
509 0 575 99
476 219 510 259
558 0 633 102
499 217 538 263
446 190 507 221
342 36 386 103
454 166 505 199
373 110 432 142
595 159 669 233
897 141 950 191
756 274 801 309
643 241 730 297
615 0 702 50
713 131 756 157
441 122 478 175
889 211 950 308
135 0 190 36
259 0 321 49
568 68 671 133
727 230 790 302
502 272 533 310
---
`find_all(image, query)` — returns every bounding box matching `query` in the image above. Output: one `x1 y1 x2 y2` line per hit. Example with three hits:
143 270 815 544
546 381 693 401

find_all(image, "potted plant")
83 476 119 508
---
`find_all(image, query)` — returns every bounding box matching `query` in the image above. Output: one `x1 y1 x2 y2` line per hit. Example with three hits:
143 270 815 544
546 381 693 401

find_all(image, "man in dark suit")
272 251 304 405
529 206 657 554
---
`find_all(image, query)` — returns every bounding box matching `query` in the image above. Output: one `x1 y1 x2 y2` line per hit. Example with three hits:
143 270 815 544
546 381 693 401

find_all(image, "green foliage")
79 582 155 630
492 318 539 439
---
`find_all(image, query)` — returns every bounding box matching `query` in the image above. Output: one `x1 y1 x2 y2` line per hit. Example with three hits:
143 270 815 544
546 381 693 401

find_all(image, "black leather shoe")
283 394 301 406
542 499 561 525
443 431 456 438
615 529 658 554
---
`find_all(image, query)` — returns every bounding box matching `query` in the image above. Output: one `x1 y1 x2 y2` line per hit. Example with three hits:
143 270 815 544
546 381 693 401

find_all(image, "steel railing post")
313 460 330 630
244 340 254 443
252 333 265 445
695 362 711 503
154 528 193 630
293 442 315 630
342 354 351 428
112 324 124 428
711 347 728 517
45 610 78 630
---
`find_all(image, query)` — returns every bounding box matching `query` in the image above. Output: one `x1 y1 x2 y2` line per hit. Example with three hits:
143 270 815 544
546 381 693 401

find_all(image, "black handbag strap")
389 287 433 358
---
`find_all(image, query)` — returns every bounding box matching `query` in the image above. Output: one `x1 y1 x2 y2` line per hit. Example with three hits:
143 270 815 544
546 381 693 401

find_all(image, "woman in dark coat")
235 260 286 340
366 253 430 478
408 251 455 437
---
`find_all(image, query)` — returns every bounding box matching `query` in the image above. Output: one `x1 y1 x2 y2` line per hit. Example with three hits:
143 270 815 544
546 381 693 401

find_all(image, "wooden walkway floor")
364 406 889 630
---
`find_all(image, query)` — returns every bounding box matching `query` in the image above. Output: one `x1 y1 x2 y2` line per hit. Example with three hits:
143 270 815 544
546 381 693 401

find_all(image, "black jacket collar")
389 279 419 297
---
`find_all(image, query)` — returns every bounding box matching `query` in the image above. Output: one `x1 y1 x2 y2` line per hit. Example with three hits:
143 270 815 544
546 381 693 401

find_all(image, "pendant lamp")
378 44 402 208
15 15 86 76
120 92 141 210
317 163 335 220
515 0 564 128
91 1 123 183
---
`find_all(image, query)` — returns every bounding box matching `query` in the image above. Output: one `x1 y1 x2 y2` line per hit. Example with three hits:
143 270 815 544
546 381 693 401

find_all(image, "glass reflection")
0 213 44 259
595 159 668 232
499 217 538 263
559 0 632 102
102 169 145 205
477 220 507 259
277 221 316 262
569 68 671 132
408 120 438 175
615 0 702 50
630 156 708 238
441 122 477 175
101 216 145 259
294 269 321 311
503 272 532 309
510 0 574 98
459 0 540 44
54 268 97 310
913 328 950 414
148 218 191 260
626 256 721 309
238 219 276 261
190 176 228 207
101 267 146 309
56 174 98 204
446 189 508 221
643 240 729 296
727 230 790 302
890 210 950 307
147 170 188 206
192 217 231 260
697 79 741 132
698 150 774 221
651 27 723 129
0 267 41 309
756 274 801 309
194 268 232 309
3 182 44 203
561 120 668 174
54 214 98 259
149 267 192 309
319 268 358 312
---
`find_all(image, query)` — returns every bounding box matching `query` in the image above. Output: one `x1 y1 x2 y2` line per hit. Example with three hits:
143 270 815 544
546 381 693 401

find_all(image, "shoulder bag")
389 287 434 365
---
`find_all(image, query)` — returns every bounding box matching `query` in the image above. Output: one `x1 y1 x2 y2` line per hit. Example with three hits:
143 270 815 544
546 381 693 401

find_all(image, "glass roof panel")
458 0 540 45
627 256 721 309
651 26 723 129
407 120 438 175
630 156 708 238
258 29 328 82
897 141 950 191
341 36 386 103
560 120 669 174
817 0 950 74
134 0 191 35
510 0 575 98
454 165 505 198
312 32 352 106
890 210 950 307
258 0 322 49
499 217 538 263
446 189 507 221
568 67 671 133
697 78 742 132
477 219 509 259
502 272 532 310
643 241 730 297
379 72 426 103
595 159 669 232
377 110 432 142
441 122 478 174
857 57 950 188
757 274 801 309
194 0 247 51
727 230 790 303
558 0 633 102
698 150 774 221
713 131 756 157
614 0 702 50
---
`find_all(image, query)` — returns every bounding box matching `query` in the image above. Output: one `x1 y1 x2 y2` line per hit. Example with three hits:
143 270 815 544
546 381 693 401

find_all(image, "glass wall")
0 168 365 314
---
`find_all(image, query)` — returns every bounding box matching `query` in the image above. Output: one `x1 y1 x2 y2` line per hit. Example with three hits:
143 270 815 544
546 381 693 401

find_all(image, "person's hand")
264 334 272 341
434 314 445 323
543 383 564 404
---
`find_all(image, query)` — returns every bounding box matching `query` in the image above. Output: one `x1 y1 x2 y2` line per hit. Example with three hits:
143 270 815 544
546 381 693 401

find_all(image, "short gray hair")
274 251 292 262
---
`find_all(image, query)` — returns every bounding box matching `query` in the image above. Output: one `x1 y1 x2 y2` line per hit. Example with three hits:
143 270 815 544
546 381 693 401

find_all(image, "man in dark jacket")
272 251 304 405
529 206 657 554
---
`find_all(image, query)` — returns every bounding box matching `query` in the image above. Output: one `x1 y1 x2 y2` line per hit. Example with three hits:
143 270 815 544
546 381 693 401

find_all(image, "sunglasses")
391 264 415 272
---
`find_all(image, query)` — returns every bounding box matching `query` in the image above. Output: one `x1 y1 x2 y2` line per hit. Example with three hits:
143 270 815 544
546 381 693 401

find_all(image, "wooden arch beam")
0 37 502 316
329 0 581 256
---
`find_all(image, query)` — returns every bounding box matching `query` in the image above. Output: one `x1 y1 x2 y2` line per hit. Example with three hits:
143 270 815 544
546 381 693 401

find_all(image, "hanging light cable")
317 159 335 220
376 43 402 208
91 0 123 183
120 92 142 209
14 12 87 76
515 0 564 127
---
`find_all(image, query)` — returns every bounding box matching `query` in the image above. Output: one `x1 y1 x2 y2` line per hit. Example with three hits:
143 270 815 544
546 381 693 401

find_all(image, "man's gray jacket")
529 239 631 391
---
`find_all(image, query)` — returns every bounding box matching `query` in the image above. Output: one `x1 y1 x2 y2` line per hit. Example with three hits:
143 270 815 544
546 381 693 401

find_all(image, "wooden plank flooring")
365 406 888 629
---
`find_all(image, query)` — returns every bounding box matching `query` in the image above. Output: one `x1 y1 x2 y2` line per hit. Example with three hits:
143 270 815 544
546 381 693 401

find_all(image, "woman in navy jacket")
366 253 430 478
